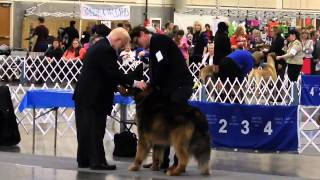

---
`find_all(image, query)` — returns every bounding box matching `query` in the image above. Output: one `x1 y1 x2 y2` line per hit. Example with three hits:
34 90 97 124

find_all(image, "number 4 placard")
264 121 273 135
301 75 320 106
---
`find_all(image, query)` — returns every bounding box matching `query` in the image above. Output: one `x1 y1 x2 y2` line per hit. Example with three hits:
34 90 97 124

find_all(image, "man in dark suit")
63 21 79 48
130 26 194 170
73 28 146 170
213 22 232 70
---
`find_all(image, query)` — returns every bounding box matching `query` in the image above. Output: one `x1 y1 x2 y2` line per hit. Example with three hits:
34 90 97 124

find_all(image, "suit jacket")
213 31 232 65
270 35 285 56
73 38 133 114
149 34 193 95
270 35 285 66
312 39 320 60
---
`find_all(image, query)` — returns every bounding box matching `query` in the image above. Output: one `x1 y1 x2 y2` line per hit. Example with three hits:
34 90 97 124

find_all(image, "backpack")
0 86 20 146
113 131 137 157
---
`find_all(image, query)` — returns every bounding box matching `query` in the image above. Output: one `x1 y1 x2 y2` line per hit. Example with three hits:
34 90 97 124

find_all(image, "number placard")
301 75 320 106
241 120 250 135
189 101 298 152
216 119 273 136
219 119 228 134
264 121 273 135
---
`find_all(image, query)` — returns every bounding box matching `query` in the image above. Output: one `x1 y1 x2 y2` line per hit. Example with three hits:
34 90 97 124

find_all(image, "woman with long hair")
173 30 189 65
62 39 86 61
269 26 285 78
230 26 248 50
190 21 208 64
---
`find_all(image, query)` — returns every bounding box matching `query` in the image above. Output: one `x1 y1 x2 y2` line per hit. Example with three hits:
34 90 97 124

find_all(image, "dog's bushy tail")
188 107 211 175
188 107 209 135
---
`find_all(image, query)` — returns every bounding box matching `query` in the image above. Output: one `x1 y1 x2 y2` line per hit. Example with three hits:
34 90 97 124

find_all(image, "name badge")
156 51 163 62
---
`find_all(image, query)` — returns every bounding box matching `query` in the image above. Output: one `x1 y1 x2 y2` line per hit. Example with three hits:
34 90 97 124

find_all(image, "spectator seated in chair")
44 38 64 61
62 39 86 61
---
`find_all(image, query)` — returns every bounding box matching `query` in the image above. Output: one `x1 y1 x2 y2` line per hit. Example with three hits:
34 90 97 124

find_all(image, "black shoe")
78 163 89 168
90 163 117 170
160 163 169 170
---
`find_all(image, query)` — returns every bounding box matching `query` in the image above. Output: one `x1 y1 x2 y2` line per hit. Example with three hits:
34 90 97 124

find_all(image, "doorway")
0 3 11 46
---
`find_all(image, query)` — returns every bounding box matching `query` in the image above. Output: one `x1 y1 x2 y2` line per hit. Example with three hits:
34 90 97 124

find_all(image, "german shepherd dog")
248 52 277 83
199 65 217 85
123 85 211 176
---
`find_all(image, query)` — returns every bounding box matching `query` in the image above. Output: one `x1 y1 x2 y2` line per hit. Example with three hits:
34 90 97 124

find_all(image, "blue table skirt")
18 90 134 112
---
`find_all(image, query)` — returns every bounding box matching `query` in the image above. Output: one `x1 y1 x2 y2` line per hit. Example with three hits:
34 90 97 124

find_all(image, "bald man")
73 28 145 170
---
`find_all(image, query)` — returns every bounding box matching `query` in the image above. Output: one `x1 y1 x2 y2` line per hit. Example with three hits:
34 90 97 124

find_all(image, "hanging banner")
80 4 130 20
190 102 299 152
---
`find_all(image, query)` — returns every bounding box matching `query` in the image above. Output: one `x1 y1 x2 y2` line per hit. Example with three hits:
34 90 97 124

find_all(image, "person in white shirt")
119 45 136 67
201 43 214 66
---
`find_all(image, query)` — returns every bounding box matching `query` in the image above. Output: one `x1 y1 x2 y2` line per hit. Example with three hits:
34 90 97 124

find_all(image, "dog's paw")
201 169 211 176
166 169 181 176
128 164 140 171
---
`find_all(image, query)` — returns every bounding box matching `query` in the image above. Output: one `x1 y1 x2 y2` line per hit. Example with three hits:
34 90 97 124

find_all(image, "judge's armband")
289 48 298 56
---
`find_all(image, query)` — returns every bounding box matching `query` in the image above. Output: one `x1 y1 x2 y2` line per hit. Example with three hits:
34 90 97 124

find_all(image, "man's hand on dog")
117 85 128 96
133 80 147 90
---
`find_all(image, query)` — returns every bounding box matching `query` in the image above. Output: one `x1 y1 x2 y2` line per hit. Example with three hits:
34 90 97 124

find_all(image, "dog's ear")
268 52 276 60
252 51 264 64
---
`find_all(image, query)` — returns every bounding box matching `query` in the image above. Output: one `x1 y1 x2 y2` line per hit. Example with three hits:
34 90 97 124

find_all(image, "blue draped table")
18 90 133 112
18 89 134 154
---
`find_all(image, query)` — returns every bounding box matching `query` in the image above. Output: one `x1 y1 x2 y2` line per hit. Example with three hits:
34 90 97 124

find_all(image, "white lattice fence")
193 76 296 105
298 106 320 153
0 56 84 83
0 56 23 81
6 55 318 155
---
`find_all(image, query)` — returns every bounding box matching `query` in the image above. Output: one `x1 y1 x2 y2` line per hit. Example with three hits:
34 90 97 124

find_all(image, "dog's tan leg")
166 128 192 176
167 142 189 176
128 136 151 171
151 145 164 171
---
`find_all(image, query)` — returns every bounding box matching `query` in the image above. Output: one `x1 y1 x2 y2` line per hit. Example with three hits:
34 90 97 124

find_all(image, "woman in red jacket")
63 39 86 61
230 26 248 50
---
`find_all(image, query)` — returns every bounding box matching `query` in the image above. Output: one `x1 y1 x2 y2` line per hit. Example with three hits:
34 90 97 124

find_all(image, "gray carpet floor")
0 149 318 180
